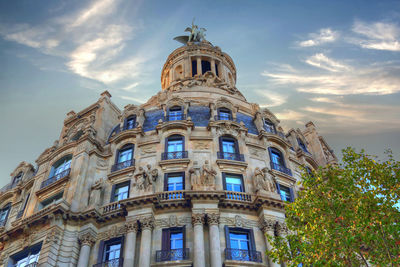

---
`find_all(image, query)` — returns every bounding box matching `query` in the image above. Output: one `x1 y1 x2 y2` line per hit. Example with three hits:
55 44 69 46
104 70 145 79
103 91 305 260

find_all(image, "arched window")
112 144 134 172
163 135 187 160
49 155 72 179
218 136 244 161
268 148 292 176
167 106 184 121
124 115 137 130
217 108 232 121
12 172 23 186
0 203 11 226
263 119 276 134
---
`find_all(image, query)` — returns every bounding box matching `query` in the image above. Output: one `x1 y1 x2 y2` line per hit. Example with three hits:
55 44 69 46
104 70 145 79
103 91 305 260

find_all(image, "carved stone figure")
134 165 158 192
189 167 200 189
134 167 147 191
88 178 104 207
201 160 217 185
253 167 278 195
174 18 207 44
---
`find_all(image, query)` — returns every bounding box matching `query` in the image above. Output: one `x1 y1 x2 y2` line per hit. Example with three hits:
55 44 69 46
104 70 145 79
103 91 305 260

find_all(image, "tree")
266 148 400 266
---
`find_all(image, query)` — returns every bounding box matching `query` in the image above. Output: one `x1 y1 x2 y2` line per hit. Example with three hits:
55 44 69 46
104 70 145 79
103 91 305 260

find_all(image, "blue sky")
0 0 399 186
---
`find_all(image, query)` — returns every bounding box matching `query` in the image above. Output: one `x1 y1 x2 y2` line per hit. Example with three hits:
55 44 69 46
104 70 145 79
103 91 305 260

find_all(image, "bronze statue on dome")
174 18 207 44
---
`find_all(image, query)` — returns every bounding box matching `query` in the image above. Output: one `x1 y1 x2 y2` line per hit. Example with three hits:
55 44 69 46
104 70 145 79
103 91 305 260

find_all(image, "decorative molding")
191 213 205 225
98 225 124 240
140 216 155 230
124 221 139 233
155 215 191 228
206 213 220 225
79 231 96 247
220 215 259 228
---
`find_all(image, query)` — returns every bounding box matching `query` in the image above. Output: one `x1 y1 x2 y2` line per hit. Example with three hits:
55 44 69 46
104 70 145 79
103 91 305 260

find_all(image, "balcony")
93 258 123 267
111 159 135 172
217 152 245 162
156 248 189 262
158 190 186 201
225 248 262 263
270 162 292 176
41 168 71 189
161 151 188 160
165 114 186 122
224 191 252 202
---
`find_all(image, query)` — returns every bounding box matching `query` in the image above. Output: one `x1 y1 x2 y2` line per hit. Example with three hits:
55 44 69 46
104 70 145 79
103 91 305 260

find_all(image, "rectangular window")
39 191 63 210
125 116 136 130
219 110 231 120
158 227 186 261
167 139 183 153
10 242 42 267
278 184 293 202
225 227 261 262
168 107 183 121
166 174 184 191
112 182 130 202
118 148 133 163
222 139 236 154
224 174 243 192
97 237 124 265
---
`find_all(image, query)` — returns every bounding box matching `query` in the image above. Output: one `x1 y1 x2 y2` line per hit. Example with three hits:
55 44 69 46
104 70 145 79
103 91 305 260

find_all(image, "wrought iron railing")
123 121 139 131
165 114 186 121
214 114 236 121
111 159 135 172
93 258 123 267
270 162 292 176
225 248 262 262
217 152 245 162
158 190 185 201
41 168 71 189
24 263 38 267
161 151 188 160
156 248 189 262
224 191 252 202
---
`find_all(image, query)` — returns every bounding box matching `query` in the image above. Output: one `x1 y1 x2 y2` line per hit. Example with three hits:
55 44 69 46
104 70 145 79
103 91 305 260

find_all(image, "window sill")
151 260 192 267
35 175 70 196
107 166 136 180
224 259 265 267
216 159 248 172
159 158 190 171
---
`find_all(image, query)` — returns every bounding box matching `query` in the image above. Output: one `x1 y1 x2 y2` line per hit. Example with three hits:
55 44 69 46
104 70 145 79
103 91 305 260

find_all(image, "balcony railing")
161 151 188 160
165 114 186 121
41 168 71 189
224 191 252 202
156 248 189 262
25 263 38 267
158 190 185 201
111 159 135 172
217 152 245 162
214 114 236 121
225 248 262 263
270 162 292 176
93 258 123 267
102 201 122 214
123 121 139 131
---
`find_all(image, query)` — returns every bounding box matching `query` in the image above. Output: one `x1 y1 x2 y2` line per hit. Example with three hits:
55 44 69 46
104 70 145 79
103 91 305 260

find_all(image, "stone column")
210 58 216 75
192 213 205 267
138 217 154 267
260 219 281 267
207 213 222 267
277 222 289 267
123 221 139 267
197 57 202 76
77 233 96 267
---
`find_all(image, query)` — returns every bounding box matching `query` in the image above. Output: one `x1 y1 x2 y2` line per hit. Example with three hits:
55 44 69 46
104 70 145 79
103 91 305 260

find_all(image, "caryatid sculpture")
253 167 278 195
88 178 104 207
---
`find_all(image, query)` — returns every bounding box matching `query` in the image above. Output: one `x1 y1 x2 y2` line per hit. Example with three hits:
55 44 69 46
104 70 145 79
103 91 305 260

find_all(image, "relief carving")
190 160 217 190
253 167 277 194
88 178 104 208
133 165 158 192
193 141 210 150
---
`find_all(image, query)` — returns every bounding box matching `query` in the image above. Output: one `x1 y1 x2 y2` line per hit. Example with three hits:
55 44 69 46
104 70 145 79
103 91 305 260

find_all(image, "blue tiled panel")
236 112 259 135
189 106 210 127
143 109 164 132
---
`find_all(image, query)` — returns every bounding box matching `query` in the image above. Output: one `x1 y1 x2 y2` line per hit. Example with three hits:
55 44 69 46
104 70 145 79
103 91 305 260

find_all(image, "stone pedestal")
192 214 205 267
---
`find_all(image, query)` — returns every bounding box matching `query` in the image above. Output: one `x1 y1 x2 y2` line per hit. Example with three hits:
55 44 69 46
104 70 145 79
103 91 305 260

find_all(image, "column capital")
259 218 276 233
78 232 96 247
276 222 288 236
206 213 220 225
140 216 154 230
125 221 139 233
192 213 205 225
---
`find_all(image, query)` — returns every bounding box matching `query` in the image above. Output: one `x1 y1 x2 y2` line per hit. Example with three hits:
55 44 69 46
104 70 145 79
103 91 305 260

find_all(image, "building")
0 25 337 267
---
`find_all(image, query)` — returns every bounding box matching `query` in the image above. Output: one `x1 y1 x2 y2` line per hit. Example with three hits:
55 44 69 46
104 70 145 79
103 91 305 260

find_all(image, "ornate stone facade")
0 26 337 267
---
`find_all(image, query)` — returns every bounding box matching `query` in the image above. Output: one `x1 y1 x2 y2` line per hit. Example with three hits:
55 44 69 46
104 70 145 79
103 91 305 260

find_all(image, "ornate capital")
140 217 154 230
259 218 276 233
276 222 288 236
206 213 220 225
125 221 139 233
192 213 205 225
79 232 96 247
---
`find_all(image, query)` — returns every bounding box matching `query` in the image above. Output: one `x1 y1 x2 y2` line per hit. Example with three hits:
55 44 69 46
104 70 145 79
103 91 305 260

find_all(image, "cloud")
351 21 400 51
305 53 351 72
298 28 339 47
275 109 306 121
255 89 288 107
263 58 400 95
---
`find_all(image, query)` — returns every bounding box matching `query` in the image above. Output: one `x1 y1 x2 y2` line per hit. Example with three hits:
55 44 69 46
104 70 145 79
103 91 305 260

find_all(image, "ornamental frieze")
220 215 259 228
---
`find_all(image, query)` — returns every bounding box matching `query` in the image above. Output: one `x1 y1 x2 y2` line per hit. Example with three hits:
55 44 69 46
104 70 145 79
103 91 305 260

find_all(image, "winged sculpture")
174 18 207 44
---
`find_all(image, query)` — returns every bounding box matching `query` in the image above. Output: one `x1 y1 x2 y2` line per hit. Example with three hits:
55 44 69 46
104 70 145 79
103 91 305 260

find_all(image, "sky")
0 0 399 187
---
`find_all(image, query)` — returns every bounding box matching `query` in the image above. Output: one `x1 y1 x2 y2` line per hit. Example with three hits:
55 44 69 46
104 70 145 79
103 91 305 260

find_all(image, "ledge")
216 159 248 171
224 260 265 267
35 175 70 196
107 166 136 180
109 127 144 144
259 131 291 148
159 158 190 171
156 120 194 133
151 260 192 267
271 169 296 183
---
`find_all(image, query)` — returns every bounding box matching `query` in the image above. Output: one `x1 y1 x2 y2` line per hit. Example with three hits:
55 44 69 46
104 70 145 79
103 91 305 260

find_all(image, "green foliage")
266 148 400 266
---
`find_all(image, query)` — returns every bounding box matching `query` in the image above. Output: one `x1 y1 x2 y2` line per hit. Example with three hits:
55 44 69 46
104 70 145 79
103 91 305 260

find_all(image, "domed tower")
0 22 337 267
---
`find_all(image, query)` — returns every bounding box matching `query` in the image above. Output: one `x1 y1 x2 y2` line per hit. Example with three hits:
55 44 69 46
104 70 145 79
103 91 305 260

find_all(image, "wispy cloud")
305 53 351 72
255 89 288 107
298 28 339 47
351 20 400 51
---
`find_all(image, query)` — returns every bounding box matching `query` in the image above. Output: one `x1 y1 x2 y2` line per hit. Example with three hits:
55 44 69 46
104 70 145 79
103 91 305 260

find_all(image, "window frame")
0 203 11 226
39 191 64 210
110 181 130 203
276 183 294 202
49 155 72 178
217 108 232 121
12 172 23 186
165 135 185 153
268 147 286 168
167 106 184 121
162 226 186 251
115 144 134 165
164 172 186 191
97 236 125 265
124 115 137 130
219 136 240 155
10 242 42 267
224 226 256 251
263 119 276 134
222 173 245 193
